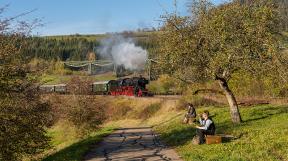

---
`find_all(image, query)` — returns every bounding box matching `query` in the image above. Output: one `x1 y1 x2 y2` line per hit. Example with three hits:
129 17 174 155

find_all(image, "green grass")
43 126 114 161
154 105 288 161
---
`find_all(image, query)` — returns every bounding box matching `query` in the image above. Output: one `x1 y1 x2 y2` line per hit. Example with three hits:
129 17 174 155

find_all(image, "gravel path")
84 127 182 161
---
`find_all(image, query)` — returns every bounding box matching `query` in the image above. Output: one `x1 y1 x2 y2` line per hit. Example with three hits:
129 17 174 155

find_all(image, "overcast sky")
1 0 226 36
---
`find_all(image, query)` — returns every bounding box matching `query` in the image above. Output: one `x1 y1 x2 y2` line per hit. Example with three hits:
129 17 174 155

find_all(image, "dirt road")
84 127 182 161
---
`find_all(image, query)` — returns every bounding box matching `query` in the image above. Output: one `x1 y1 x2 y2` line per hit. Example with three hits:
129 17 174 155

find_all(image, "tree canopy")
0 7 52 160
156 0 286 123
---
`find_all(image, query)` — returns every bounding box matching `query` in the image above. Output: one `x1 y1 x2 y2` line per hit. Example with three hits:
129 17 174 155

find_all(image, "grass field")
42 121 114 161
154 105 288 161
100 98 288 161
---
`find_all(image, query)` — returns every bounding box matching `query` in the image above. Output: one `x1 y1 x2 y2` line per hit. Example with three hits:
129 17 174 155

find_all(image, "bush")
66 76 93 95
139 103 161 119
45 60 72 75
0 96 52 161
105 100 133 120
47 95 107 136
0 42 52 160
147 74 184 94
66 96 106 135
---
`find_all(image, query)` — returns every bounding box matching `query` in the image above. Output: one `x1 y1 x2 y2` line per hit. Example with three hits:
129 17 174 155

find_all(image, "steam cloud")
97 35 148 70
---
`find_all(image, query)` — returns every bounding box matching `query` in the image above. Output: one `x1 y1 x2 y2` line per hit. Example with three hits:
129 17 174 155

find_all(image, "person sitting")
195 110 215 144
183 103 196 124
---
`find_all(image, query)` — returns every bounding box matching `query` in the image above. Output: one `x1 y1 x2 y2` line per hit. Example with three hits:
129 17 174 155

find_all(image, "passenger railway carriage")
40 77 150 97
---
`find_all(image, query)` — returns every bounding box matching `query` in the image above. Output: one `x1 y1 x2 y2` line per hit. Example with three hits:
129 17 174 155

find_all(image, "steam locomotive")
92 77 149 97
40 77 150 97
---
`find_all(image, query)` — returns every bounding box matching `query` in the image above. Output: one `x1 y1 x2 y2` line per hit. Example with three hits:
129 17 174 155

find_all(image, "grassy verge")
42 124 114 161
154 105 288 161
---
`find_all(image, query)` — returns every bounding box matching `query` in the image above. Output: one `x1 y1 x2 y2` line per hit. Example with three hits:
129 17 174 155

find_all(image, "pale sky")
1 0 226 36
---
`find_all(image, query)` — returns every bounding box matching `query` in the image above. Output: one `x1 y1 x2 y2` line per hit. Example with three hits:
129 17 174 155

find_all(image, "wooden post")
88 63 92 75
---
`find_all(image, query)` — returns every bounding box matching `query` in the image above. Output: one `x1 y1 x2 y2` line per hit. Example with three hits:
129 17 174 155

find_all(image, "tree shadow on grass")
42 130 112 161
155 114 234 146
159 122 236 146
243 105 288 123
159 126 196 147
158 105 288 147
150 113 197 146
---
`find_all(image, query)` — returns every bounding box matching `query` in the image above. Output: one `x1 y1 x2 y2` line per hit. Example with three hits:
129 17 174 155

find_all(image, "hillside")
23 31 155 61
42 96 288 161
96 97 288 161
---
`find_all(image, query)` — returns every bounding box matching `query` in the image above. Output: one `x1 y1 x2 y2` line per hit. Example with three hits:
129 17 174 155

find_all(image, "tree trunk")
217 77 242 123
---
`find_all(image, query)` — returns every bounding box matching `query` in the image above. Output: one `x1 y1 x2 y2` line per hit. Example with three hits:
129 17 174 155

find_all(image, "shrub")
65 96 106 135
0 95 52 161
147 74 184 94
0 43 52 160
47 95 107 136
106 104 133 120
66 76 93 95
139 103 161 119
45 60 71 75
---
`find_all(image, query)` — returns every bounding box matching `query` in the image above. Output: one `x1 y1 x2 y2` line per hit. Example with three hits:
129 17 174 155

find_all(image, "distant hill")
44 31 154 42
23 31 156 61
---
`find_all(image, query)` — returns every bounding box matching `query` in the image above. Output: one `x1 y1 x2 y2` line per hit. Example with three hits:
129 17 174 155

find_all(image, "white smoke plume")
97 35 148 70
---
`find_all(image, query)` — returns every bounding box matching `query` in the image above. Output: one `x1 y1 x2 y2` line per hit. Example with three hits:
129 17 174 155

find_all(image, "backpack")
207 118 216 134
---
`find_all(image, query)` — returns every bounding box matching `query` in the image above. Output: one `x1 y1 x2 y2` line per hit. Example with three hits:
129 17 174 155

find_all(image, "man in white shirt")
195 111 216 144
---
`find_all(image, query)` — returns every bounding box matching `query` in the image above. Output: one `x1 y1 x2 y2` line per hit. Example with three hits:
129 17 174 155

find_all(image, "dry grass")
102 97 185 128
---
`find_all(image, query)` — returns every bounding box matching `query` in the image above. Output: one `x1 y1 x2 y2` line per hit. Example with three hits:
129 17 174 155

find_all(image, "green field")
154 105 288 161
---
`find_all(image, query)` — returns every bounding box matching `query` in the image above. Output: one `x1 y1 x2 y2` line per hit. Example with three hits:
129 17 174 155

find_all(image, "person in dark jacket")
183 103 197 124
195 110 216 144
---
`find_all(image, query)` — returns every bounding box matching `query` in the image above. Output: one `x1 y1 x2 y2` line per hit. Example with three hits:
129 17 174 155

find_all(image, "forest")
22 32 155 61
